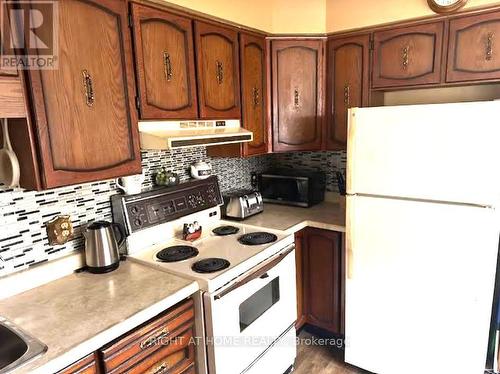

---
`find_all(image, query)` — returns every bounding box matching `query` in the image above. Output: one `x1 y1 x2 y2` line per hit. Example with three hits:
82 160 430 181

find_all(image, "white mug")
116 174 145 195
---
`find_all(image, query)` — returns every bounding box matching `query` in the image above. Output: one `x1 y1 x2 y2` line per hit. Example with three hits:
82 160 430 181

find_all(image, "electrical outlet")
46 215 73 245
251 172 258 188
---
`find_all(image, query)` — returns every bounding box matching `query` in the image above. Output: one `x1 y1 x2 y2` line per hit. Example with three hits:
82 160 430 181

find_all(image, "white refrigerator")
345 101 500 374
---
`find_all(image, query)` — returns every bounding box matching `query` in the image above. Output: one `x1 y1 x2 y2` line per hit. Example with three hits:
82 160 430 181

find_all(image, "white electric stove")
130 220 293 292
111 177 297 374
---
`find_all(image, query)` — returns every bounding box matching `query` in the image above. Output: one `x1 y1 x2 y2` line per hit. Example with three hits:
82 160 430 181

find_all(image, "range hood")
139 119 253 150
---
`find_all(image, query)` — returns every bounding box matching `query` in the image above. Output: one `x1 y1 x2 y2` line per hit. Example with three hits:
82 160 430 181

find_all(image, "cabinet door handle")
486 33 494 61
82 69 94 107
163 51 173 81
216 60 223 84
140 327 170 350
344 84 351 107
252 87 260 108
294 87 300 109
402 45 410 70
148 362 169 374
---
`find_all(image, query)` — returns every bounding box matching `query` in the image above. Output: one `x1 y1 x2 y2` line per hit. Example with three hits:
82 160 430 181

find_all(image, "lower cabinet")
58 298 195 374
295 227 343 335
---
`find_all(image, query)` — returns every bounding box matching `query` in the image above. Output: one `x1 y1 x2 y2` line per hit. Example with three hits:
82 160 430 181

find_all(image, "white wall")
326 0 500 32
161 0 326 33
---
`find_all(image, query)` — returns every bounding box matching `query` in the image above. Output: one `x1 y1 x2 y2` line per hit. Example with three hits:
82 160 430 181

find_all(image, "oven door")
204 245 297 374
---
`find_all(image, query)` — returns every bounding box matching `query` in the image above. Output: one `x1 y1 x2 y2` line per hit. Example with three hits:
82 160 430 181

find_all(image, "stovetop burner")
156 245 199 262
238 232 278 246
192 258 231 273
212 225 240 236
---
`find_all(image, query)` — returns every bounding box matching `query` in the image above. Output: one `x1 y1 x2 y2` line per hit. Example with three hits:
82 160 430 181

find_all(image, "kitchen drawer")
115 324 195 374
100 298 194 373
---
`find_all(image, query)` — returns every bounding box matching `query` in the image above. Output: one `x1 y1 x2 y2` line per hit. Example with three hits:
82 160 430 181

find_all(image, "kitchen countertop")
0 260 199 374
241 201 346 234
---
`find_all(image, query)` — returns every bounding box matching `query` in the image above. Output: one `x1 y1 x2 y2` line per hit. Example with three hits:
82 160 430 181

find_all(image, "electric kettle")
83 221 124 273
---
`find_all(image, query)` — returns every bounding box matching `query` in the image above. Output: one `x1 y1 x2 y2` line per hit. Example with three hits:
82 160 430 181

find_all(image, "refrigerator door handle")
347 239 354 279
346 196 354 279
346 108 358 196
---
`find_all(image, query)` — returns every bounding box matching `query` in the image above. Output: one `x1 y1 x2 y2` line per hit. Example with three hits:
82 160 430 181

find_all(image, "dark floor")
294 331 368 374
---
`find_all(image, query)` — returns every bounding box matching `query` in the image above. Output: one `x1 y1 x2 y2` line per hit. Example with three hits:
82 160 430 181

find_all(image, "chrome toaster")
222 190 263 220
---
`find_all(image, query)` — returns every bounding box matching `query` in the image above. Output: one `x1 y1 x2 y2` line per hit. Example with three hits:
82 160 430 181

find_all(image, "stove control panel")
111 176 223 234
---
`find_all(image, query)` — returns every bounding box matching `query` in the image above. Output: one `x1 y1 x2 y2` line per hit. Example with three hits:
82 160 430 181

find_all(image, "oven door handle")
213 244 295 301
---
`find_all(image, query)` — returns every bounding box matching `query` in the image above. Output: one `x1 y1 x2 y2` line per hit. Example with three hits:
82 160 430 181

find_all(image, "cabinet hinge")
135 96 141 111
128 13 133 28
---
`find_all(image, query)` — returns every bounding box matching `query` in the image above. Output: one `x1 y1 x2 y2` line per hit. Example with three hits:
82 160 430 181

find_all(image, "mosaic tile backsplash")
273 150 347 192
0 148 344 278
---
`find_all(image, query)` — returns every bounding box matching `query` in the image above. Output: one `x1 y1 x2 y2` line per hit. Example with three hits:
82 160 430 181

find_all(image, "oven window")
239 277 280 332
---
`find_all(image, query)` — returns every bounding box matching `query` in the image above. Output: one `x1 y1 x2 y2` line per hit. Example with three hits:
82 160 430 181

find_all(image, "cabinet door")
25 0 141 188
326 34 370 150
372 22 444 88
447 11 500 83
195 21 240 119
272 40 324 152
240 33 268 156
304 228 342 335
0 0 17 77
131 4 198 119
0 0 26 118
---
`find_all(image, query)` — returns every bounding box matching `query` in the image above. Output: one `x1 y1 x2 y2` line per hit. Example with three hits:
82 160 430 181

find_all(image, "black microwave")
258 169 326 207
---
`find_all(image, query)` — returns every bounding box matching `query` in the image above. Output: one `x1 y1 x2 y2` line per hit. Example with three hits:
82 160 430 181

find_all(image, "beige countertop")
0 261 199 374
241 201 346 234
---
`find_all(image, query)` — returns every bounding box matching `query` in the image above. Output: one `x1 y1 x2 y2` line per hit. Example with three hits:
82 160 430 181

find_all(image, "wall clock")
427 0 468 14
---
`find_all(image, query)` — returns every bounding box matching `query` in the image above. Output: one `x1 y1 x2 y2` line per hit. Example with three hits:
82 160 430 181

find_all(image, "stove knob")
134 219 142 227
131 206 139 214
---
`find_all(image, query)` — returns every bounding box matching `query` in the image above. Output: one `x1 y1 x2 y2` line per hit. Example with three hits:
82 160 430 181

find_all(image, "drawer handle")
486 33 494 61
294 87 300 109
163 51 173 81
149 362 169 374
252 87 260 108
216 60 224 84
82 69 94 107
140 327 170 350
402 45 410 70
343 83 351 107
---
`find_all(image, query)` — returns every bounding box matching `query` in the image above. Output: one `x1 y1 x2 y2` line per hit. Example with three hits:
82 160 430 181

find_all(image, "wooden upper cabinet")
272 40 324 152
194 21 241 119
24 0 141 188
447 10 500 83
131 3 198 119
206 32 268 158
0 0 16 77
0 0 26 118
240 33 268 156
372 22 444 88
326 34 370 150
